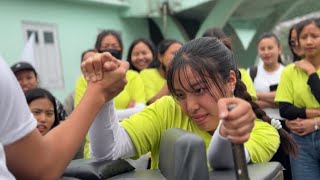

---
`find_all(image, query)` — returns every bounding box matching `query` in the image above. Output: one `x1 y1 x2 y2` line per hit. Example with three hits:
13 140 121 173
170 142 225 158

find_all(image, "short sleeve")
0 59 36 145
275 65 294 104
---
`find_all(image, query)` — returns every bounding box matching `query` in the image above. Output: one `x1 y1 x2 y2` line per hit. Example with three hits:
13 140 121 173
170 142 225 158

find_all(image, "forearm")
43 85 107 177
208 122 250 169
147 87 168 105
256 92 276 103
305 108 320 118
6 84 107 179
307 73 320 103
279 102 306 120
89 100 136 161
255 100 277 109
116 103 145 121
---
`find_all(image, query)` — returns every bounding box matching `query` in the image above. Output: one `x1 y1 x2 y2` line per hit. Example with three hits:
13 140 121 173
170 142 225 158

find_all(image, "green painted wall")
0 0 149 101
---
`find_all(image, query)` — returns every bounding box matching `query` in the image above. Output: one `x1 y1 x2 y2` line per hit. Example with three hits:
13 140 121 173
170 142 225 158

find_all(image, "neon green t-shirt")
121 96 280 169
140 68 166 102
239 68 257 101
275 63 320 108
74 70 146 158
74 70 146 109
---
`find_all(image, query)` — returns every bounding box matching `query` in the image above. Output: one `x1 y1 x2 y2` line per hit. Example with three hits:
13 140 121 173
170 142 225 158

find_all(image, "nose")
306 36 313 44
37 113 47 123
19 78 28 87
137 53 144 60
186 95 200 114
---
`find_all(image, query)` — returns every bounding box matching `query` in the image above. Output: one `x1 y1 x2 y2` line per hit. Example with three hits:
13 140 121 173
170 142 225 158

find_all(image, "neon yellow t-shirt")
140 68 166 102
239 68 257 101
74 70 146 158
121 96 280 169
74 70 146 109
275 63 320 108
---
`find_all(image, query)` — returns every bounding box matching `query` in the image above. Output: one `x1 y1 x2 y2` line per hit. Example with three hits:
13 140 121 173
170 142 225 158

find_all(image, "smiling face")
29 98 55 135
258 37 281 66
173 65 235 132
299 23 320 59
131 42 153 71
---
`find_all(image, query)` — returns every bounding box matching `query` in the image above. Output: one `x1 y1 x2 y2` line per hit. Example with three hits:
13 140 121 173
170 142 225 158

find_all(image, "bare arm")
256 91 276 103
5 53 128 180
147 84 169 105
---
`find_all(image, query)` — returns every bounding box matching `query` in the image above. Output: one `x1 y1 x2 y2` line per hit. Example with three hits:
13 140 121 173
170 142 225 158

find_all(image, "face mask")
99 49 122 60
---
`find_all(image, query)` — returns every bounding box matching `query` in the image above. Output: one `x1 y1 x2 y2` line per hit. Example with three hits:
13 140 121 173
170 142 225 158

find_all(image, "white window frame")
22 21 64 89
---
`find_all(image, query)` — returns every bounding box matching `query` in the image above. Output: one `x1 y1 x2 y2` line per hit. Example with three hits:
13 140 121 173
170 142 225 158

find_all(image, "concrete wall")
0 0 149 101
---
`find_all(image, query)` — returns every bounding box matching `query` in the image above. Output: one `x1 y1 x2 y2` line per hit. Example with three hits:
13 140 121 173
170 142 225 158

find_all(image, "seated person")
11 62 68 121
25 88 60 135
82 37 296 169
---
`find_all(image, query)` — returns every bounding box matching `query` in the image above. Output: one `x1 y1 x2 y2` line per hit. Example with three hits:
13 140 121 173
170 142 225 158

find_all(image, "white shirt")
0 57 37 179
251 64 284 119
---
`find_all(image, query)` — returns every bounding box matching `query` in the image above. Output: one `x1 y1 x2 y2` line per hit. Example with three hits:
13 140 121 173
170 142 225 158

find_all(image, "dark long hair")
296 18 320 44
126 38 156 72
288 25 302 62
94 30 123 59
150 39 183 73
167 37 297 156
81 49 95 63
258 32 283 64
25 88 59 129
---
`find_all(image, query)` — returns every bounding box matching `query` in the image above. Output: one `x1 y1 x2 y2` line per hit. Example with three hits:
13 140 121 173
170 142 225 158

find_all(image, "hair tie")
271 118 282 130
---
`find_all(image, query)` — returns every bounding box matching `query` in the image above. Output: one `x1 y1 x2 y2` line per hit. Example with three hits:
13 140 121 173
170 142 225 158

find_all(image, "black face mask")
99 49 122 60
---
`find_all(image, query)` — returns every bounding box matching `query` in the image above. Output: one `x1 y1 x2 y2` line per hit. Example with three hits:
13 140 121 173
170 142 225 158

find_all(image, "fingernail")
92 76 96 82
85 75 90 81
220 112 227 118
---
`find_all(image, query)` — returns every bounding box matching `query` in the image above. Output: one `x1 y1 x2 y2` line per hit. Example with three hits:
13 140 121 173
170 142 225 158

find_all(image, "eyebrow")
31 107 54 112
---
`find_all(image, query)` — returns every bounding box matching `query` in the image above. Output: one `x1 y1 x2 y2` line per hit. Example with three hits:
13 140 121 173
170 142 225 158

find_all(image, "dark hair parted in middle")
257 32 283 64
126 38 156 72
167 37 297 156
149 39 183 70
25 88 60 129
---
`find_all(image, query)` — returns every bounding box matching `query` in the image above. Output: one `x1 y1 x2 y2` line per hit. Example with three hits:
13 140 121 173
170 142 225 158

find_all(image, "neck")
306 55 320 69
158 66 166 79
263 63 280 72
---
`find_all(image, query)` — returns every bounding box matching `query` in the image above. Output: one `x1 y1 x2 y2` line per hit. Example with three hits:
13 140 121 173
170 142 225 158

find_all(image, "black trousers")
271 120 292 180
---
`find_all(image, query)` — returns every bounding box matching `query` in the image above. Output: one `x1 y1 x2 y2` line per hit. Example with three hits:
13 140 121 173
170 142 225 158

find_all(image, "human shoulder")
0 59 37 145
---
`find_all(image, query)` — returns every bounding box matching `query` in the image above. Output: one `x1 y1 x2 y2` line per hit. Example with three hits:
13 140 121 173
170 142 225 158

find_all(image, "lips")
37 125 47 133
191 114 208 124
305 47 316 52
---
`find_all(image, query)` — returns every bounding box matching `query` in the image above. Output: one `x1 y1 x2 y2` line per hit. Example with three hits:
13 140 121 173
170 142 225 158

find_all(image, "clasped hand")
81 52 129 102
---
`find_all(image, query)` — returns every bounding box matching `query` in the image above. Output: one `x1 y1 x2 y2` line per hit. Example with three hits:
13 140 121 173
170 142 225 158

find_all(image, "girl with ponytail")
83 37 294 170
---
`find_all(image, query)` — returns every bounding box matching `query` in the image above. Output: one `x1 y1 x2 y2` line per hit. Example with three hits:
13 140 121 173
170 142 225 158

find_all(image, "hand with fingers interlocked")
81 52 129 102
286 118 315 136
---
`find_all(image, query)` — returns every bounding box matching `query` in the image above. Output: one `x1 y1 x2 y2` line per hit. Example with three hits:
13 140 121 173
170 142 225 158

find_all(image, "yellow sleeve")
239 68 257 100
83 135 91 158
127 71 146 104
245 120 280 163
74 75 87 107
74 76 91 158
275 65 293 103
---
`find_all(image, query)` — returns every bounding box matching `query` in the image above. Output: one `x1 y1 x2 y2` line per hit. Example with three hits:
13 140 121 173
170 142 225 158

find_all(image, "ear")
158 53 163 63
227 70 237 94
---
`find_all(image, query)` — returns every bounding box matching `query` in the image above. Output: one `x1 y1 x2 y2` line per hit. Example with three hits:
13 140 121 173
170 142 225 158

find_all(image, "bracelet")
313 118 319 131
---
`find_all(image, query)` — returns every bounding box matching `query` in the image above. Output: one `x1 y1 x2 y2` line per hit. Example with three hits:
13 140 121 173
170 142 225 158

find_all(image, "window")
22 21 64 89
